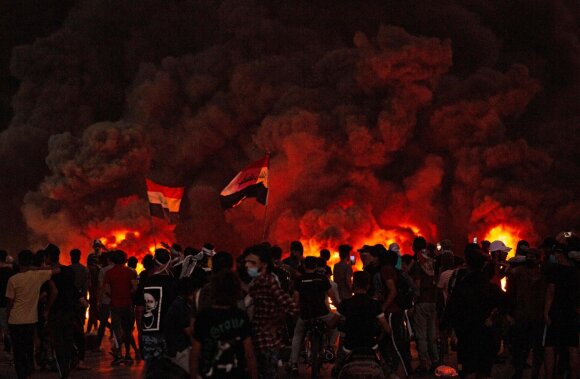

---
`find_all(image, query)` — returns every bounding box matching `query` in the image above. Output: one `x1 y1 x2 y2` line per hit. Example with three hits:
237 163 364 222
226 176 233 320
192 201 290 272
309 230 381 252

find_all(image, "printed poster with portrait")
143 286 163 332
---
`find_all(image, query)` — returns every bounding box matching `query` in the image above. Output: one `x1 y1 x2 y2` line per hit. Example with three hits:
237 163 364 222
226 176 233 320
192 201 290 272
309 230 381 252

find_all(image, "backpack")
394 270 415 310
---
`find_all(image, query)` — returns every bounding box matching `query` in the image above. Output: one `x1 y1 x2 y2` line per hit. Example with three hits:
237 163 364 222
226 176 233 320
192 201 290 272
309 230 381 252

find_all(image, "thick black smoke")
1 0 578 254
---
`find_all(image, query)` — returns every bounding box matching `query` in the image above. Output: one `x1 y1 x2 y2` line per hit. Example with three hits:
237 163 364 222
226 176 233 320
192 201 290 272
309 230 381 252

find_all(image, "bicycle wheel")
311 332 321 378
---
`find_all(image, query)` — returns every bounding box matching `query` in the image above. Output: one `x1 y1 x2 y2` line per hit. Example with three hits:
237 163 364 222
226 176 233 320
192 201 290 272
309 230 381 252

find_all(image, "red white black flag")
220 155 269 209
146 179 184 224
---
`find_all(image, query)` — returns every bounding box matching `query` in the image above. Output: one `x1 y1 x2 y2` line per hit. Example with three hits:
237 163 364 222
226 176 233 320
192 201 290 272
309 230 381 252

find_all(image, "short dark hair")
338 245 352 260
212 251 233 272
304 256 318 270
211 270 241 306
154 249 170 265
142 254 154 270
0 250 7 263
127 256 138 269
112 250 127 265
45 244 60 263
244 245 273 272
290 241 303 253
319 249 331 261
353 271 370 290
270 246 282 260
412 237 427 252
18 250 34 267
184 247 197 257
70 249 81 263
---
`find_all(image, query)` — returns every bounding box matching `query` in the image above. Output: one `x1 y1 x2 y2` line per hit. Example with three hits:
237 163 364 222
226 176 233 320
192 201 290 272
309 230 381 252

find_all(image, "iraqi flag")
146 179 185 224
220 155 269 209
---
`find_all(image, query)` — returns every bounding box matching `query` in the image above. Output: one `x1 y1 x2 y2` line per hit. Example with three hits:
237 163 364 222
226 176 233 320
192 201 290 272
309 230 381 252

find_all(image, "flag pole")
145 178 158 251
261 152 271 242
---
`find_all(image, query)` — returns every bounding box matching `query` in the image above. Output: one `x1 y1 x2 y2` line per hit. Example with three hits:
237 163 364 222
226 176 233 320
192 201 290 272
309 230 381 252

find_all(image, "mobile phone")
350 255 356 265
473 237 478 244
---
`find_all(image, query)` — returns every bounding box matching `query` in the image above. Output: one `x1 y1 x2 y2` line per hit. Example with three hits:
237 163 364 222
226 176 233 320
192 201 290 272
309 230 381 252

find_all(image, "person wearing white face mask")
245 245 298 379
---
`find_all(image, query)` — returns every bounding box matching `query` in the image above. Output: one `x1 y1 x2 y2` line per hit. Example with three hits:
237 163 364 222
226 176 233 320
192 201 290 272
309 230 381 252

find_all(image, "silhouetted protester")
139 254 155 284
379 249 412 378
135 248 177 368
6 250 58 379
196 251 234 313
95 251 114 351
164 277 196 374
543 243 579 379
507 248 545 379
333 245 353 301
359 245 380 297
128 256 138 271
69 248 90 369
411 236 440 374
0 250 14 356
330 271 392 376
289 256 339 376
104 250 138 365
282 240 304 273
86 240 104 335
190 270 258 379
46 243 84 379
443 247 506 379
245 245 298 378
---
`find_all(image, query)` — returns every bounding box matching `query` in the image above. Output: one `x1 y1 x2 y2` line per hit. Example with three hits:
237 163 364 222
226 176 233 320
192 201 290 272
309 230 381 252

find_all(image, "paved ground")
0 336 533 379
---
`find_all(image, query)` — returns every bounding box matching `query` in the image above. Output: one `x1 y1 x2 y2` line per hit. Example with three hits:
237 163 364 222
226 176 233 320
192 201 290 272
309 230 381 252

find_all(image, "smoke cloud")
1 0 578 256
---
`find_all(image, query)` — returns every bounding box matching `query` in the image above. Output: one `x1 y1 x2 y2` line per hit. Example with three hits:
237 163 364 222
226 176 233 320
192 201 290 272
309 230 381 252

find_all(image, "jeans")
9 323 35 379
413 302 439 365
290 313 337 364
256 348 280 379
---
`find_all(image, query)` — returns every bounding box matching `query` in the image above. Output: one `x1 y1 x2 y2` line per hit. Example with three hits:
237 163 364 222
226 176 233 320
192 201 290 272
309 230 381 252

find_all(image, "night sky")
1 0 579 255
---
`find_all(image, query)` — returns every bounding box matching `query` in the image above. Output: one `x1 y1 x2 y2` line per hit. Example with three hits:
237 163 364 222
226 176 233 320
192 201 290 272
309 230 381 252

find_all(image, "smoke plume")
1 0 578 256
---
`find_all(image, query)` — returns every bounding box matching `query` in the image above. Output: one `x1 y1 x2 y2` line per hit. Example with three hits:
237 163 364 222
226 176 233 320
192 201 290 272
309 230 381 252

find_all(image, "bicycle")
302 318 333 378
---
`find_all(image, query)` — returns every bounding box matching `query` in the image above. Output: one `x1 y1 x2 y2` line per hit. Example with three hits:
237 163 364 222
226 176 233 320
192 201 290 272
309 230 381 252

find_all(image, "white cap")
388 243 401 253
490 240 512 253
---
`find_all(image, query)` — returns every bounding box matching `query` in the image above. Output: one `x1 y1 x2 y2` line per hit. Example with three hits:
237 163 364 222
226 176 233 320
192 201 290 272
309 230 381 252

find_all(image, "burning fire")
89 228 161 274
482 224 526 292
301 224 423 271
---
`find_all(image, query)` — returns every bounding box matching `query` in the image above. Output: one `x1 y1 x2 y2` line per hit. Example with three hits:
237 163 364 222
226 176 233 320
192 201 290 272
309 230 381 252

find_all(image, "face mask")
247 267 260 278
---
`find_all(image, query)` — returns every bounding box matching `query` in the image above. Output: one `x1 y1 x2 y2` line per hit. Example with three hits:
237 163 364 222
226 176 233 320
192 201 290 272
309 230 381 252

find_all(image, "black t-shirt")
52 265 79 312
295 272 331 319
134 273 177 334
547 265 579 318
0 267 14 308
193 307 251 378
164 296 192 356
337 294 383 350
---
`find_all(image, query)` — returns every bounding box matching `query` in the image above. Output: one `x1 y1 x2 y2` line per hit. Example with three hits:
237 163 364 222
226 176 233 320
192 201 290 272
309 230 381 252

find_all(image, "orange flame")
482 224 526 292
300 224 423 272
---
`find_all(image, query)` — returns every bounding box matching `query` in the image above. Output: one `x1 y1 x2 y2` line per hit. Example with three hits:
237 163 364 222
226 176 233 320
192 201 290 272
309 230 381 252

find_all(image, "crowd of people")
0 231 578 379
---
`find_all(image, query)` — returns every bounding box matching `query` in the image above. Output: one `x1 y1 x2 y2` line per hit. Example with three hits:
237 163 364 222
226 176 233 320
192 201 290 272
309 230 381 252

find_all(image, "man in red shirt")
104 250 137 365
